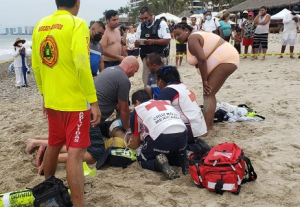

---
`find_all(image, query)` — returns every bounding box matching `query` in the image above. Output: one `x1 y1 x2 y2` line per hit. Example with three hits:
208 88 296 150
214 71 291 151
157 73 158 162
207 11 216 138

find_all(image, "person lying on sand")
26 124 105 175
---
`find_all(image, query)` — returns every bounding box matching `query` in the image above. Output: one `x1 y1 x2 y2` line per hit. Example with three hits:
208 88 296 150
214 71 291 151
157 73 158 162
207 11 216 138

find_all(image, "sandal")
38 162 44 176
36 145 47 167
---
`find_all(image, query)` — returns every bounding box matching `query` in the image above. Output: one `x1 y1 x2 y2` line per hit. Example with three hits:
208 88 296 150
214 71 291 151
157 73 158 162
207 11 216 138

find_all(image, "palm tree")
118 7 125 17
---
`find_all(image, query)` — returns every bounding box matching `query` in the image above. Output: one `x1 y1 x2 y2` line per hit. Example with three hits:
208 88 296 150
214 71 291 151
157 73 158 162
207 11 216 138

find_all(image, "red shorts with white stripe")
47 109 91 150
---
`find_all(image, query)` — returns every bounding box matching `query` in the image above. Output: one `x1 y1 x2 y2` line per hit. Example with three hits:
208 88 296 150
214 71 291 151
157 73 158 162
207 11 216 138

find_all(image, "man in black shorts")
176 17 187 67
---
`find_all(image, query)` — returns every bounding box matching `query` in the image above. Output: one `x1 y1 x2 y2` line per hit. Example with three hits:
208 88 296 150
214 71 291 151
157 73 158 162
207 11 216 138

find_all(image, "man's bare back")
101 26 122 62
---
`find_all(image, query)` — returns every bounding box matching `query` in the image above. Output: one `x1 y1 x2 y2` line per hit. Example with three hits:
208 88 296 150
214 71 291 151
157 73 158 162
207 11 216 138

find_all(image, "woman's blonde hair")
221 12 230 21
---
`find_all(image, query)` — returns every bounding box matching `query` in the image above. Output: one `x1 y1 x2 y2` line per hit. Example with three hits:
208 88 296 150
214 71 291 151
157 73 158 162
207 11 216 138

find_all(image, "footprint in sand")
291 144 300 150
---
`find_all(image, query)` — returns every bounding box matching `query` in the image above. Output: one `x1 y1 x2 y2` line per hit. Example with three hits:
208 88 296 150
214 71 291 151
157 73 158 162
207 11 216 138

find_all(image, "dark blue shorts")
127 49 140 57
104 61 121 69
87 115 105 161
138 131 187 171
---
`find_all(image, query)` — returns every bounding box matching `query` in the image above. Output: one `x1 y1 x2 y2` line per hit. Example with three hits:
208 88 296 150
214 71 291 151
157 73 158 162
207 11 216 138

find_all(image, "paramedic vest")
140 19 166 59
134 100 186 140
167 84 207 137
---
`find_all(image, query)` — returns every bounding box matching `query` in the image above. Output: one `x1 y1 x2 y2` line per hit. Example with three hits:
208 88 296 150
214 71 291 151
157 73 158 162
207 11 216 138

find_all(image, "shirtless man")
100 10 126 68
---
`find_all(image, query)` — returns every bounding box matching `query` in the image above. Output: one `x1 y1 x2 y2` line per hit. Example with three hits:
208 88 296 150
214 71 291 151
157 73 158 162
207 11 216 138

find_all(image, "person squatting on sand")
12 38 29 88
173 22 239 130
135 6 171 88
145 52 164 100
94 56 139 131
32 0 101 206
100 10 126 68
125 89 188 180
156 65 210 154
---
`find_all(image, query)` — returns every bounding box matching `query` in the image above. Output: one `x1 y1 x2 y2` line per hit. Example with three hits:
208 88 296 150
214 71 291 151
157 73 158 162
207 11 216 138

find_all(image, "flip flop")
36 145 47 167
38 162 44 176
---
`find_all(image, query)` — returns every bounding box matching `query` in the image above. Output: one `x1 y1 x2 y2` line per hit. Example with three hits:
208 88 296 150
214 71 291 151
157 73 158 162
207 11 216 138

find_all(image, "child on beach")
234 28 242 54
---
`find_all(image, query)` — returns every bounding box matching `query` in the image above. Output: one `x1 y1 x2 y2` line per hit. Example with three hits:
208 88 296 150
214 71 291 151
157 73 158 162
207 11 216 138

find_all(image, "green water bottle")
0 189 34 207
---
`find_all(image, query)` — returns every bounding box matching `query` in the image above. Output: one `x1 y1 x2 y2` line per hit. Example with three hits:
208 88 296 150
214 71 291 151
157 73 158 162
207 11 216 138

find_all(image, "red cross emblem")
145 101 170 111
188 89 196 102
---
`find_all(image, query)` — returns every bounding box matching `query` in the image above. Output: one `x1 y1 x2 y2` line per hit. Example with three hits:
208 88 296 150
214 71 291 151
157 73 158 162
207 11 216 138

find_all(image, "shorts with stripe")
47 109 91 150
253 33 268 49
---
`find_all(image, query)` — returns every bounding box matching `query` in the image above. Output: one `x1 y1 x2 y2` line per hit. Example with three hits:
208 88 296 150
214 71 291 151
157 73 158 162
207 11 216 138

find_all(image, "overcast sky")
0 0 127 32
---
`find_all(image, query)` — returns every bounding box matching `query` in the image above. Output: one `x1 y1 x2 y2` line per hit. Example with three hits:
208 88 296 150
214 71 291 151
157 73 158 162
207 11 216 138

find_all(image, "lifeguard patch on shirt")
40 36 58 68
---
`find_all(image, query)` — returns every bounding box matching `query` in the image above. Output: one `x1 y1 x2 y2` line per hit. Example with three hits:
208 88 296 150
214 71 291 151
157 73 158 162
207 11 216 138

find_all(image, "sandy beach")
0 36 300 206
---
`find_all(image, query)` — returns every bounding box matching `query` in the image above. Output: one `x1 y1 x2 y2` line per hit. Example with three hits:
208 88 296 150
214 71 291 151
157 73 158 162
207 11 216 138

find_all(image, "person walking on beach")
253 6 271 60
100 10 126 68
12 38 29 88
135 6 171 88
31 0 101 206
279 6 299 59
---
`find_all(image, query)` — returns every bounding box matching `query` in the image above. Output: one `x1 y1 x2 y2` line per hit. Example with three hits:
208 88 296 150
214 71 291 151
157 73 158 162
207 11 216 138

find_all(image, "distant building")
128 0 205 10
127 0 141 9
5 28 9 35
18 27 22 34
9 28 14 35
25 26 34 35
13 28 16 33
189 0 204 10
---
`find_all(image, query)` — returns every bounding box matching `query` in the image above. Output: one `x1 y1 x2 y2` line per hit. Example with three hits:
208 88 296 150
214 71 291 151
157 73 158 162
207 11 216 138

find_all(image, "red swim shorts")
243 37 254 46
47 109 91 150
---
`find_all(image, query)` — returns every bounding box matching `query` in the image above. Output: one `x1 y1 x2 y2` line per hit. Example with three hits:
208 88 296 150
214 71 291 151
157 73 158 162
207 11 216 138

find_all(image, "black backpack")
32 176 73 207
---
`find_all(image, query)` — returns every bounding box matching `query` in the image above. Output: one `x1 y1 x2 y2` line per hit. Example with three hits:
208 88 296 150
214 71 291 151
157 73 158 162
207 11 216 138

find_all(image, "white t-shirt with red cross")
132 100 186 140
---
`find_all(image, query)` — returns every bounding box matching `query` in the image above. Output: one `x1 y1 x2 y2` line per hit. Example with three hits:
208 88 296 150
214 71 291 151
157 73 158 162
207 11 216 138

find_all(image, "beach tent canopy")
196 10 206 14
228 0 299 12
271 8 291 20
155 13 181 22
190 13 204 19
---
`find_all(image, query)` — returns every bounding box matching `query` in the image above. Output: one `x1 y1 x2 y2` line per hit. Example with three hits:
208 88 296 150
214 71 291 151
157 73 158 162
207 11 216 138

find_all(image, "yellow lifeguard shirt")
32 10 97 111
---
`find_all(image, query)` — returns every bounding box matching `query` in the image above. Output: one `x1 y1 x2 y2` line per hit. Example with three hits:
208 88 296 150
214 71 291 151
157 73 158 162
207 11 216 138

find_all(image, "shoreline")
0 58 13 64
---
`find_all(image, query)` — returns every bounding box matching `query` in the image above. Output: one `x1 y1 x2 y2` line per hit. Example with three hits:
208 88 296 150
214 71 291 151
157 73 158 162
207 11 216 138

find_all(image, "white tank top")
255 14 270 34
167 84 207 137
134 100 186 140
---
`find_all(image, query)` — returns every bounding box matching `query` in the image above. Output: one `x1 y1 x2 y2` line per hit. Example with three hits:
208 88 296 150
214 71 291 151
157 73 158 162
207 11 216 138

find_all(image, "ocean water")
0 35 32 61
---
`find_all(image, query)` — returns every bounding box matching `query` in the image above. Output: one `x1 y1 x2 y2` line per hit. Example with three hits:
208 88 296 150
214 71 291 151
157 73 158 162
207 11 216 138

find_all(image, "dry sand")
0 36 300 206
